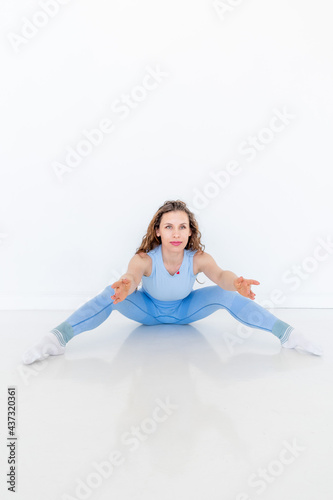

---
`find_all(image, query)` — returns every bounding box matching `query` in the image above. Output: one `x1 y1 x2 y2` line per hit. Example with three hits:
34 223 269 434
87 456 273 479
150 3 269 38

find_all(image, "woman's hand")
111 278 132 304
234 276 260 300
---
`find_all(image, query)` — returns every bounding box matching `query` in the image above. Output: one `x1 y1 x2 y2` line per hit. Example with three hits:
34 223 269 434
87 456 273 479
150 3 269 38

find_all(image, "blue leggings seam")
72 303 113 327
71 298 273 332
172 302 273 331
124 297 162 321
71 297 161 328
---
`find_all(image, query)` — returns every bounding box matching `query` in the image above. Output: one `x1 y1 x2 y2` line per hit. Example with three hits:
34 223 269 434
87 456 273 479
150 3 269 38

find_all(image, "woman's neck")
160 245 184 266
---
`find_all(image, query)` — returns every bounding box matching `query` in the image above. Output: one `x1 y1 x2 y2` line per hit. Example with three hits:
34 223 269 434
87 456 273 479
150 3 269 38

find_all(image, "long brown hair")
135 199 205 254
135 200 205 287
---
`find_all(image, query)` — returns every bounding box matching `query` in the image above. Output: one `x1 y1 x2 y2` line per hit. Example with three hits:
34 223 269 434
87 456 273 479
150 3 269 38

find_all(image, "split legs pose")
22 285 323 364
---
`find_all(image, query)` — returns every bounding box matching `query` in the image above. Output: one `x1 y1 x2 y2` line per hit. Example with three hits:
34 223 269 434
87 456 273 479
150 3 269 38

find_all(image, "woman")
22 200 323 364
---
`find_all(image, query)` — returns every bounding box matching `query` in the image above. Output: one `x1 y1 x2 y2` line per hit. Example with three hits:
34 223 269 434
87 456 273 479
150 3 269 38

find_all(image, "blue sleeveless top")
140 244 198 301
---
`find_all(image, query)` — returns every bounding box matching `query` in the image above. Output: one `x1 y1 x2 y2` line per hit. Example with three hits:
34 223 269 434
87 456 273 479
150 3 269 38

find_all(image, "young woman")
22 200 323 364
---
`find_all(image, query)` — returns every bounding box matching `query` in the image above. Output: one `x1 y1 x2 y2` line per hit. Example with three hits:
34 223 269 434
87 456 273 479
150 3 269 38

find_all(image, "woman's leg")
51 285 162 344
173 286 323 355
22 286 162 364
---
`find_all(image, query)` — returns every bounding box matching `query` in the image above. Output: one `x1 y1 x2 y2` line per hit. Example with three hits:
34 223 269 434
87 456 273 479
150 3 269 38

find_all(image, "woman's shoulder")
191 248 205 257
137 250 153 261
137 250 154 277
137 250 149 257
137 245 159 258
192 249 205 275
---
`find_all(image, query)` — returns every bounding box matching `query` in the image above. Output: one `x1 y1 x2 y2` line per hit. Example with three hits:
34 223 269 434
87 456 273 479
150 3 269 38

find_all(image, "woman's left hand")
234 276 260 300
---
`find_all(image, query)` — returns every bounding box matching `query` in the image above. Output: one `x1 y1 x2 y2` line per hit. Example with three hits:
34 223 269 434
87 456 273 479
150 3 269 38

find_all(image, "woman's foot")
281 328 323 356
22 332 66 365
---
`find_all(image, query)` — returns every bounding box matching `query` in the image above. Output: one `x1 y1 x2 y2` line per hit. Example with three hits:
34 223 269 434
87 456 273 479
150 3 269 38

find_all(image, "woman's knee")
100 285 114 300
199 285 238 302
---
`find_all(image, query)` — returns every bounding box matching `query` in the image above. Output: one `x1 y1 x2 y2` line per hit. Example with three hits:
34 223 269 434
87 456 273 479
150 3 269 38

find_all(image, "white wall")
0 0 332 310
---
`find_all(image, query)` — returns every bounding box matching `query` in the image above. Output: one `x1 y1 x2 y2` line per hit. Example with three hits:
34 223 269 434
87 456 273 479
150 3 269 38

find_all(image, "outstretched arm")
111 252 149 303
234 276 260 300
196 252 259 300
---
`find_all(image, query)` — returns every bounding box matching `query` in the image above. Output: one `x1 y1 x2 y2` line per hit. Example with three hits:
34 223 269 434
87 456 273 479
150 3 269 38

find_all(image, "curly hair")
135 199 205 286
135 199 205 254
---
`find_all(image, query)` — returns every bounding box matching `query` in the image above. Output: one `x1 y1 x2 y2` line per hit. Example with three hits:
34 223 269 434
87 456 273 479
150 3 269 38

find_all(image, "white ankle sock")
22 331 66 365
281 328 323 356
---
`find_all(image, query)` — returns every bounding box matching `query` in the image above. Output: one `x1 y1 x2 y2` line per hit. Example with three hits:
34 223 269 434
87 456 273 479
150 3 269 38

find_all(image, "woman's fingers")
111 278 132 303
111 281 120 300
111 280 121 289
244 279 260 285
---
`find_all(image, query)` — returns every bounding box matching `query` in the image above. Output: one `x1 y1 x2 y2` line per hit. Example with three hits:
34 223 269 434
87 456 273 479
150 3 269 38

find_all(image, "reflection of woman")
22 199 322 364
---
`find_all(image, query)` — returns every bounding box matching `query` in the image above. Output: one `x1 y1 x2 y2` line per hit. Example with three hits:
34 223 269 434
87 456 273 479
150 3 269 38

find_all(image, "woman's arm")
118 253 149 296
111 254 149 304
195 252 260 299
111 253 149 304
196 252 238 291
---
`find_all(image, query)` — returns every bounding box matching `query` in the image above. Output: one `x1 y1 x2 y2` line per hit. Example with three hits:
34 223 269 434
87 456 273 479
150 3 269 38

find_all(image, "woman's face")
156 211 192 249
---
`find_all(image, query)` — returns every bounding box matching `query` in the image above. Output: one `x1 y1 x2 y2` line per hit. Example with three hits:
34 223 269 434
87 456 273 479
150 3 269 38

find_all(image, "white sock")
22 331 66 365
281 328 323 356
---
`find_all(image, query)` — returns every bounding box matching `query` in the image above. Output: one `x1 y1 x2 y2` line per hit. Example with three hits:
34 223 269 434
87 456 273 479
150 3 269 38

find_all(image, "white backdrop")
0 0 332 309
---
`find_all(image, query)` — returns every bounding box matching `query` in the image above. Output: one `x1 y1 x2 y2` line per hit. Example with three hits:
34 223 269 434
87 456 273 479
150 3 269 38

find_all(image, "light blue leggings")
51 285 293 346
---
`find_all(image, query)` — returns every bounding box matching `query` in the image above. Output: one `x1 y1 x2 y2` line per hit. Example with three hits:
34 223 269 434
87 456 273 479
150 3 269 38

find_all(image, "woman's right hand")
110 278 132 304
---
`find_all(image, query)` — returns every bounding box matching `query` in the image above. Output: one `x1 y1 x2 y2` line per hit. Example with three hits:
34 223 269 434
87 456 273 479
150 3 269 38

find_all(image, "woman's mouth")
170 242 181 246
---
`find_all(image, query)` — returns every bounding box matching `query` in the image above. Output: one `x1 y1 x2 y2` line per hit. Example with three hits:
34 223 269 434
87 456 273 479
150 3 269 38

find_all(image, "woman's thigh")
113 287 163 325
173 286 229 324
173 285 277 331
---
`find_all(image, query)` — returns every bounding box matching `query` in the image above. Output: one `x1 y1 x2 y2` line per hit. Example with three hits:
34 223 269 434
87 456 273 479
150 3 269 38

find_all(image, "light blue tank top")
140 244 198 301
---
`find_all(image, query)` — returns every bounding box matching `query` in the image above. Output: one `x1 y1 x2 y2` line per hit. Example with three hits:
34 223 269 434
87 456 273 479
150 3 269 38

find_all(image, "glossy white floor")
1 308 332 500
